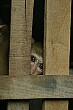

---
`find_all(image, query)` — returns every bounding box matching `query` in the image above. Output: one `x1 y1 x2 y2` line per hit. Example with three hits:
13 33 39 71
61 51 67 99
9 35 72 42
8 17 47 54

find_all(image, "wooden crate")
0 0 72 110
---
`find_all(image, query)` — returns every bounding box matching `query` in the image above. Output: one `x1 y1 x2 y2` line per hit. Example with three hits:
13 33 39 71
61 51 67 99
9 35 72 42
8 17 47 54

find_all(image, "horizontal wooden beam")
0 75 73 99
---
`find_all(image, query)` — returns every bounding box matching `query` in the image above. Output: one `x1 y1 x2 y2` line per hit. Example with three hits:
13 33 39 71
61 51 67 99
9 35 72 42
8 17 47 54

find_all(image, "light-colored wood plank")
43 100 68 110
44 0 71 110
44 0 71 75
9 0 32 75
8 0 34 110
8 101 29 110
0 75 73 99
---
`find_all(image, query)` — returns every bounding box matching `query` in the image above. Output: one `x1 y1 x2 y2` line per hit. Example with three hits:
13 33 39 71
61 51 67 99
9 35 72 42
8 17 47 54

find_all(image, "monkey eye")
39 63 43 70
31 55 36 62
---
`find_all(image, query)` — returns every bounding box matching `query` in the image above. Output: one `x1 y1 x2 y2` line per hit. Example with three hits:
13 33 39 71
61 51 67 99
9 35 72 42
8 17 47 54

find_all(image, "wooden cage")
0 0 72 110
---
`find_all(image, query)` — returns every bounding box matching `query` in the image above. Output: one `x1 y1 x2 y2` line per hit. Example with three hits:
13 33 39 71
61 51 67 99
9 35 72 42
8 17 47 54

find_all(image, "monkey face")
30 54 43 75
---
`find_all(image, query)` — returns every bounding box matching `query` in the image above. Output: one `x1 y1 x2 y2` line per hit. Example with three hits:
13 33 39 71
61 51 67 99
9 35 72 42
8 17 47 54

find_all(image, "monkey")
30 41 43 75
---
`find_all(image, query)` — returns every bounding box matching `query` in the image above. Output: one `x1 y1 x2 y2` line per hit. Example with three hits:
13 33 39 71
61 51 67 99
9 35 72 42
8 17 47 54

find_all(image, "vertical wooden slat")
8 101 29 110
9 0 33 75
44 0 71 110
43 100 68 110
8 0 34 110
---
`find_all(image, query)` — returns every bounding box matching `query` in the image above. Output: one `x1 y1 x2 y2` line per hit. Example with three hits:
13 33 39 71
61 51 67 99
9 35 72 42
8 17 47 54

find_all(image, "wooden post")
8 0 34 110
44 0 71 110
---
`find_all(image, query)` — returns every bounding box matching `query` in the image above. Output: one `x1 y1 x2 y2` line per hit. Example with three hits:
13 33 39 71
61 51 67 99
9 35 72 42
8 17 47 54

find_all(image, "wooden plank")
9 0 31 75
0 75 72 99
44 0 71 75
44 0 71 110
43 100 68 110
8 0 34 110
8 101 29 110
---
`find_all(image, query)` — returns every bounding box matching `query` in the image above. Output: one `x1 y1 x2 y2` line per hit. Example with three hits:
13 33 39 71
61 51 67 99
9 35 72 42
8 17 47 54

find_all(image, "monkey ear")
31 38 34 44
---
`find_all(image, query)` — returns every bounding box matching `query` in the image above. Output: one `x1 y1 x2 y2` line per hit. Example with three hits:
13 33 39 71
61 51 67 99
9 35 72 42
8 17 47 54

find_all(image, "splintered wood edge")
0 75 73 99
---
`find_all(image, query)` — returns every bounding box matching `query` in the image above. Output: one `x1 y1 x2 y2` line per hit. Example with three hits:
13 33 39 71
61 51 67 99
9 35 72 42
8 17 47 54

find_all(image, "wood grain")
9 0 31 75
44 0 71 110
44 0 71 75
8 101 29 110
8 0 34 110
0 75 72 99
43 100 68 110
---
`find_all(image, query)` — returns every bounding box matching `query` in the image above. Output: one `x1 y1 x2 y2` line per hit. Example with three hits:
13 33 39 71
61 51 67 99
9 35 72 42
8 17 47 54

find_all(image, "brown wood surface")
9 0 32 75
0 75 72 99
8 101 29 110
8 0 34 110
44 0 71 110
43 100 68 110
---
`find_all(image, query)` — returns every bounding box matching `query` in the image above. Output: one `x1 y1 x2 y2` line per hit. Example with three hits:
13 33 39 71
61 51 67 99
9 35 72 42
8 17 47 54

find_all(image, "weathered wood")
43 100 68 110
44 0 71 109
0 75 72 99
44 0 71 75
8 0 34 110
8 101 29 110
9 0 31 75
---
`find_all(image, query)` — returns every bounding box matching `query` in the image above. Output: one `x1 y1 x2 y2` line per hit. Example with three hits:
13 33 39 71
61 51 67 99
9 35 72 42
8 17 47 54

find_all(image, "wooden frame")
0 0 72 110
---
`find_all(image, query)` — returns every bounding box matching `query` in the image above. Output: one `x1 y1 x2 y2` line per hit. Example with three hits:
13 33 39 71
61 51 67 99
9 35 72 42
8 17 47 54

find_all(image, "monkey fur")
31 40 43 75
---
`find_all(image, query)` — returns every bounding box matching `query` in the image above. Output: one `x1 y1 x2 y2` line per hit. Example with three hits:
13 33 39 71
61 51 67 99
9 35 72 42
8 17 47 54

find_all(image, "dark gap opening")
0 0 11 26
70 0 73 73
30 0 45 110
69 1 73 110
0 0 11 75
32 0 44 42
0 100 7 110
29 99 42 110
0 0 11 109
69 99 73 110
